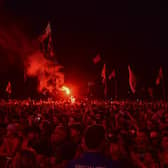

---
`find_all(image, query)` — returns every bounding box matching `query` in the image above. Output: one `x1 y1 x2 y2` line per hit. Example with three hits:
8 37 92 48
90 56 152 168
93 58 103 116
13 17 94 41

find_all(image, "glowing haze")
0 20 64 96
25 51 64 95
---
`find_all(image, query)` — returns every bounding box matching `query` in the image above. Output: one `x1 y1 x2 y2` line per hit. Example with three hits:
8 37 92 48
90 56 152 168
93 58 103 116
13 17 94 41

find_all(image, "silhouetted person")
67 125 123 168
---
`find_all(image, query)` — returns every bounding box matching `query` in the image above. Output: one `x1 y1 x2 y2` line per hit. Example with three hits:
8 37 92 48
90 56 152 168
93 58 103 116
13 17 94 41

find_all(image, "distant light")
61 86 71 95
70 96 75 103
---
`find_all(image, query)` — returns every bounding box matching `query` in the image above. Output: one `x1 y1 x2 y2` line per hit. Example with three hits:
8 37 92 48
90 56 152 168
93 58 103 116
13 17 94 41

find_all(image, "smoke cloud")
25 51 64 95
0 20 64 97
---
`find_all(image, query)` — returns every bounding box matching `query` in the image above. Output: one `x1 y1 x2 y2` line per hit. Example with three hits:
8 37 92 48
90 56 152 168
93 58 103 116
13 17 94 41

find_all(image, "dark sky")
0 0 166 98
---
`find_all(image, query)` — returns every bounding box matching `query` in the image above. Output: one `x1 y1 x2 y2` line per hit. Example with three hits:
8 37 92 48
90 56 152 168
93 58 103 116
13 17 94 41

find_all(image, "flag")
128 65 136 94
47 33 54 58
6 81 12 95
109 69 116 80
39 22 51 42
101 64 106 84
156 67 163 85
40 22 55 59
45 22 51 35
101 64 107 97
93 54 101 64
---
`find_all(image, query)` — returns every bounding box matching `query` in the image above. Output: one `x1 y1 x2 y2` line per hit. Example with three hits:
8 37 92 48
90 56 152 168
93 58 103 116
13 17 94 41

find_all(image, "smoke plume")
0 20 64 97
25 51 64 95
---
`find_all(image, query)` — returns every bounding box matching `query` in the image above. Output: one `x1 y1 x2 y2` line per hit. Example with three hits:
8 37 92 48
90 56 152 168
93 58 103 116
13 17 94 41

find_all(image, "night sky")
0 0 166 98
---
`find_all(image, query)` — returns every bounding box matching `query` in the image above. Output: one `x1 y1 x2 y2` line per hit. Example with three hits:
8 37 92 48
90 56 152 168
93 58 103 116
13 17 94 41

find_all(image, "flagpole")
162 74 166 102
105 78 107 99
101 63 107 100
115 77 118 100
104 63 107 99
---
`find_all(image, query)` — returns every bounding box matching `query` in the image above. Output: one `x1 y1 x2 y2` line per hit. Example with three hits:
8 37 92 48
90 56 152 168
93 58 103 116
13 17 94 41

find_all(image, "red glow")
25 51 64 95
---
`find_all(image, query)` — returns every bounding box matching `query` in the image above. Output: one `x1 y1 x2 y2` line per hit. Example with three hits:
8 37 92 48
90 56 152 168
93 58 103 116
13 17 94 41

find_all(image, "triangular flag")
109 69 116 80
101 64 107 98
156 67 163 85
39 22 51 42
40 22 55 59
45 22 51 35
101 64 106 84
6 81 12 95
93 54 101 64
128 65 136 94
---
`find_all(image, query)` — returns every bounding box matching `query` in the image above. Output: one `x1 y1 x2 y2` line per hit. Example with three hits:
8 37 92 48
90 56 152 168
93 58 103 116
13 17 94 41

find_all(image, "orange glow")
62 86 71 95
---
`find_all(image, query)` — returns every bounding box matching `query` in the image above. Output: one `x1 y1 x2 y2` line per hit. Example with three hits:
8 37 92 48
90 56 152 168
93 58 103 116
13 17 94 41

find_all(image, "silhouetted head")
84 125 105 151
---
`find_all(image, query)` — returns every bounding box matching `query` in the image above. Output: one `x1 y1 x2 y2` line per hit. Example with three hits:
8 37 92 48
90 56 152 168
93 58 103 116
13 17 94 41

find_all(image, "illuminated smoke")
0 22 64 96
25 51 64 95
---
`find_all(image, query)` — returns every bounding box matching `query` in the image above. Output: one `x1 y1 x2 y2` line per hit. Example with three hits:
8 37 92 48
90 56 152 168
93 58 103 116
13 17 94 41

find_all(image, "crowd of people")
0 98 168 167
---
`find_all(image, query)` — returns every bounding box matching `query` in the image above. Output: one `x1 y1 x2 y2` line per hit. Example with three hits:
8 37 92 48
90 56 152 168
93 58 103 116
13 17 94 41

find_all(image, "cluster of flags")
93 54 116 80
92 54 116 97
128 66 164 94
93 54 164 98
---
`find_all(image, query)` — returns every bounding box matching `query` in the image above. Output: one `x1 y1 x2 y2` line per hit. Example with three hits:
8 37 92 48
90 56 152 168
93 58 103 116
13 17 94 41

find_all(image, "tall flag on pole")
156 67 163 85
39 22 55 59
128 65 136 94
39 22 51 42
101 64 106 84
101 64 107 97
6 81 12 95
109 69 116 80
93 54 101 64
45 22 51 35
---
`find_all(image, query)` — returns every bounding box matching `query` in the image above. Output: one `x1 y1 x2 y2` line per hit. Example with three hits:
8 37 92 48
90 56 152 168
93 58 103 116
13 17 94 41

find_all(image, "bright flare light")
61 86 70 95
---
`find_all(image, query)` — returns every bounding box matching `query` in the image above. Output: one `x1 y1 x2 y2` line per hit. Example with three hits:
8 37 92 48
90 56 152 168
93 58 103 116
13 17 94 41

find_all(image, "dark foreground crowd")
0 98 168 168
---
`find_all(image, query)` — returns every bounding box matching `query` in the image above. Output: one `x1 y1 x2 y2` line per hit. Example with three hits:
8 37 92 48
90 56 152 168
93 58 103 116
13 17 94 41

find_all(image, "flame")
61 86 70 95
